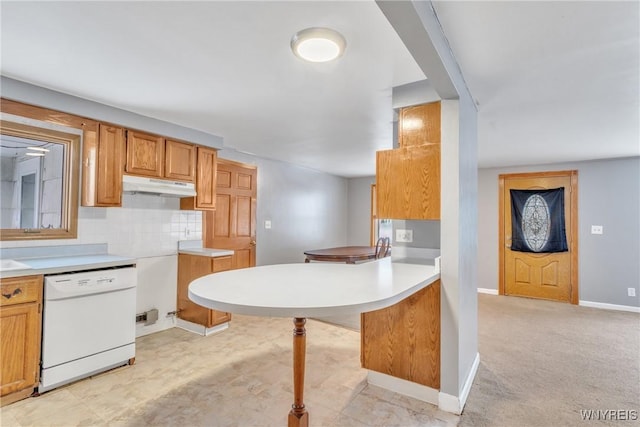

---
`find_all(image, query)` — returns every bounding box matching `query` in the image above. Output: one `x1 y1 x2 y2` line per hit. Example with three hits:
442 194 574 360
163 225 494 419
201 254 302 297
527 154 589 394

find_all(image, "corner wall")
478 156 640 308
218 149 349 266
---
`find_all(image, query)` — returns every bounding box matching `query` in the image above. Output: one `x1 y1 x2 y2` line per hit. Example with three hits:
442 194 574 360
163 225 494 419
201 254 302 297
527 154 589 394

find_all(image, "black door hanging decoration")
510 187 568 253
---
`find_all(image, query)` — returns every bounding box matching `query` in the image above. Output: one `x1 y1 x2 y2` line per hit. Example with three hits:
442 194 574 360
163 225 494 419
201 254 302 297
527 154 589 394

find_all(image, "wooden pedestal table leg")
288 317 309 427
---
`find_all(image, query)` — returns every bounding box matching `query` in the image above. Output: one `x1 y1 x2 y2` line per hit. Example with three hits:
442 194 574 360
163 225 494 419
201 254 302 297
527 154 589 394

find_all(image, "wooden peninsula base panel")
361 280 441 389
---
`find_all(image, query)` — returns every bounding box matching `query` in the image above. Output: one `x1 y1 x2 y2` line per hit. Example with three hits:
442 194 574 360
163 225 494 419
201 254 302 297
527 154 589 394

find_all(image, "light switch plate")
264 220 272 229
591 225 603 235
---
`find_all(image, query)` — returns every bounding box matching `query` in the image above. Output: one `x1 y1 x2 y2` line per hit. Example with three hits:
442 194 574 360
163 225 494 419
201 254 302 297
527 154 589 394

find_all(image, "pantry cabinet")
0 275 43 405
177 254 232 328
376 101 441 220
180 146 217 211
398 101 441 148
376 144 440 220
82 124 125 207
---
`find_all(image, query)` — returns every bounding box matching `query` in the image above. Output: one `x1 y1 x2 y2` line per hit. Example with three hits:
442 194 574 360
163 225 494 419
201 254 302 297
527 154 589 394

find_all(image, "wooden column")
288 317 309 427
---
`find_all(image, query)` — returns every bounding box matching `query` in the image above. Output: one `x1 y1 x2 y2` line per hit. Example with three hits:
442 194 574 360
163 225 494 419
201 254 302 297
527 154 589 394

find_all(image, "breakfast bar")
189 257 440 427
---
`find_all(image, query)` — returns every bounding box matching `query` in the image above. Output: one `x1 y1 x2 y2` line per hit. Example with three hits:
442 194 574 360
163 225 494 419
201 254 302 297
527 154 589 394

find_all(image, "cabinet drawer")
212 256 233 273
0 276 42 307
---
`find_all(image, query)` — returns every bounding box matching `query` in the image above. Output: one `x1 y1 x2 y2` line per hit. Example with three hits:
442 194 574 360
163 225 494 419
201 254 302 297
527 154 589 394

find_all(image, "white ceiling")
1 1 638 177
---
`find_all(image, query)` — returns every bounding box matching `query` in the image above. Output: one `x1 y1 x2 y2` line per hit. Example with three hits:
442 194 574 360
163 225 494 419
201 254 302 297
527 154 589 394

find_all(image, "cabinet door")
398 102 441 148
165 139 196 182
195 147 217 209
0 275 42 400
96 124 125 205
177 254 213 327
208 256 233 326
376 144 440 220
177 254 232 328
0 302 41 397
126 131 164 178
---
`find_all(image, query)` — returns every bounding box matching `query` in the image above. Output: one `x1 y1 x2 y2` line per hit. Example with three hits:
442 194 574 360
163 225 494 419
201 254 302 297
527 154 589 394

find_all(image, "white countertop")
178 248 234 257
0 254 137 278
189 257 439 318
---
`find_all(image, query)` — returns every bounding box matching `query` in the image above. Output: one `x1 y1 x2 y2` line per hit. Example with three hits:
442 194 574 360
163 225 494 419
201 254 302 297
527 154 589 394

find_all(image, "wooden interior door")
499 171 578 304
204 159 257 269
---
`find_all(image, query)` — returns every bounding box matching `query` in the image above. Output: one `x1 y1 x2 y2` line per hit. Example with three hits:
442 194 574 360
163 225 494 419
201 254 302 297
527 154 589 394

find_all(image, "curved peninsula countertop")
189 257 439 427
189 257 439 318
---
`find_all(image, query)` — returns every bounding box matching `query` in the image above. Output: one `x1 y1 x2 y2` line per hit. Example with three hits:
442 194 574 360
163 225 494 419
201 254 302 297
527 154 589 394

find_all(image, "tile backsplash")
0 193 202 258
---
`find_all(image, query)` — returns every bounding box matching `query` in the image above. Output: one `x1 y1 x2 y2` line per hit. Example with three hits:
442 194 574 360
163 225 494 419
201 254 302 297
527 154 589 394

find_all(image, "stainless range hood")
122 175 196 198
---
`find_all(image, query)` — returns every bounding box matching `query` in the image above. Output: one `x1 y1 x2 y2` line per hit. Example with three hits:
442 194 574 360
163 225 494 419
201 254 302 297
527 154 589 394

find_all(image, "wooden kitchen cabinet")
398 101 441 148
126 131 198 182
0 275 43 405
376 144 440 220
165 139 196 182
126 130 165 178
180 146 217 210
361 280 441 389
82 123 125 207
177 254 232 328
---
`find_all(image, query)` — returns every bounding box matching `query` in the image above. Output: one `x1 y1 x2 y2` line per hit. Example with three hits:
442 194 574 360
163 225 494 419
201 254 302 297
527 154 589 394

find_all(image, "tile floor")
0 315 459 427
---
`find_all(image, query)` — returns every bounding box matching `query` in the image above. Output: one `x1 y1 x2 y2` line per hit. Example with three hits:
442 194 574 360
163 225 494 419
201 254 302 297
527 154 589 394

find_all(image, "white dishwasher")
40 266 137 392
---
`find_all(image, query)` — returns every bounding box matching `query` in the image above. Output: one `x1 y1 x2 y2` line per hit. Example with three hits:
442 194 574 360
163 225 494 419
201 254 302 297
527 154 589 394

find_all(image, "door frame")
498 170 579 304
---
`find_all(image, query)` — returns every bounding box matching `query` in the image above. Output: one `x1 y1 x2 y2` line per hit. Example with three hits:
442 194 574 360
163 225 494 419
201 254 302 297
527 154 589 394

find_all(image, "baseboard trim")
176 318 230 336
579 300 640 313
438 352 480 415
366 371 439 406
477 291 639 313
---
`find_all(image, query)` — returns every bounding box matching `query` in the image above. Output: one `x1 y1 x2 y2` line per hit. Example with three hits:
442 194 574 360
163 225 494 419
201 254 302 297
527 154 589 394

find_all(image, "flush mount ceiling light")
291 27 346 63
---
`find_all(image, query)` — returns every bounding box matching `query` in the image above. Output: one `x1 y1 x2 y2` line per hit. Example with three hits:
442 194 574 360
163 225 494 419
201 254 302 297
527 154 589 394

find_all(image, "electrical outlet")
591 225 603 235
629 288 636 297
396 229 413 243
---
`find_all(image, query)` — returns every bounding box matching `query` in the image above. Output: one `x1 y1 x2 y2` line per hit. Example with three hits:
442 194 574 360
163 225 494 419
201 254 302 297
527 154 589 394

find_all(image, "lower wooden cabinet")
177 254 232 328
0 275 43 405
361 280 441 389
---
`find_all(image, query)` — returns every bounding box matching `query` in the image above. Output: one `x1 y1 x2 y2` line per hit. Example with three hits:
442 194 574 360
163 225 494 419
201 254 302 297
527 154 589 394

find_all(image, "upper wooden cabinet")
181 146 217 210
165 139 196 182
0 275 43 405
398 101 441 148
82 123 125 207
375 101 441 220
376 144 440 220
126 131 165 178
125 132 197 182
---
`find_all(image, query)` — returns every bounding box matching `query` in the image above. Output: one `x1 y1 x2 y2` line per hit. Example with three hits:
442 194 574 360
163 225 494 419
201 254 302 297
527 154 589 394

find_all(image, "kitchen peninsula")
189 257 440 427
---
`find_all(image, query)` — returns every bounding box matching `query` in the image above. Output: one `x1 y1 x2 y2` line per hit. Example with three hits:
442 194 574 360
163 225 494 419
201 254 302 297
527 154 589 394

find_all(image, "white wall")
217 148 349 266
478 156 640 308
